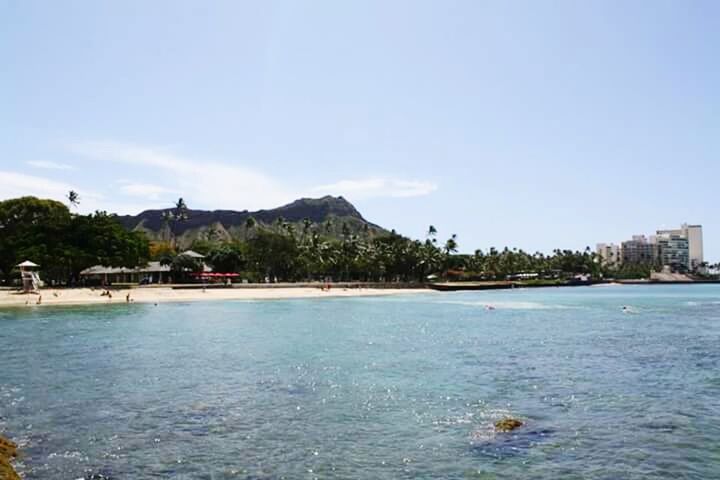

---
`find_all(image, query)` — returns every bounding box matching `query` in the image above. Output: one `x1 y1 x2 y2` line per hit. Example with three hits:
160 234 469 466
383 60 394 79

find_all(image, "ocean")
1 285 719 479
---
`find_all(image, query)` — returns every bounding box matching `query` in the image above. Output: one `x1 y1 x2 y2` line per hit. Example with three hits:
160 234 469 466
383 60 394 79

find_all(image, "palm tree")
302 218 313 238
161 210 173 241
174 198 189 222
162 197 189 250
67 190 80 209
443 234 458 255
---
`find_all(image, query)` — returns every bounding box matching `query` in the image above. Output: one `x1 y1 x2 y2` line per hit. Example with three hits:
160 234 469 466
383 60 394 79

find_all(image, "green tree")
206 244 245 273
427 225 437 243
68 212 149 283
246 230 299 281
0 197 149 285
443 234 458 255
0 197 72 282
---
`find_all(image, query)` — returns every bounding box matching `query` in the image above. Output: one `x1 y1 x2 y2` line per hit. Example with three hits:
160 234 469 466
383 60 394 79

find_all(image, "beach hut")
79 262 173 285
178 250 205 259
17 260 41 293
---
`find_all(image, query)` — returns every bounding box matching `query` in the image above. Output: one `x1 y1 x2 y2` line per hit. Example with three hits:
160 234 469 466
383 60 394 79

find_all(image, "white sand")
0 286 427 308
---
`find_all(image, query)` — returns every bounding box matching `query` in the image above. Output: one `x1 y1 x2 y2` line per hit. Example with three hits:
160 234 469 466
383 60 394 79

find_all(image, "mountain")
115 196 388 247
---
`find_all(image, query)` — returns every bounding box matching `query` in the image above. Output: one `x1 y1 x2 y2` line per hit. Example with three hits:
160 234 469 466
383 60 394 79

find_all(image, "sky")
1 1 719 259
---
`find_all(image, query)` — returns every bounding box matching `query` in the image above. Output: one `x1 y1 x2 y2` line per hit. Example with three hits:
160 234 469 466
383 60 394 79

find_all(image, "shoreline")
0 286 430 308
2 280 717 309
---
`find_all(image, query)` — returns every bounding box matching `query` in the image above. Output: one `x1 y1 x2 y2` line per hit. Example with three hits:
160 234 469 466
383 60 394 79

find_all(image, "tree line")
2 195 709 285
0 196 149 285
154 199 604 282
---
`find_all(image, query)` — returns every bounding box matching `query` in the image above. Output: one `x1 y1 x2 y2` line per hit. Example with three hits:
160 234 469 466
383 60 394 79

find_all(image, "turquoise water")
1 285 719 479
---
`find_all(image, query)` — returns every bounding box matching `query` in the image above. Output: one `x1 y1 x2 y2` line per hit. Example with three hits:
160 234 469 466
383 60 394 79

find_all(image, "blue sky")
1 1 718 259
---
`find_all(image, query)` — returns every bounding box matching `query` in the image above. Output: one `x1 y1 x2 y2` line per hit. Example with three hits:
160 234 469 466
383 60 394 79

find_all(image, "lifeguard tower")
17 260 41 293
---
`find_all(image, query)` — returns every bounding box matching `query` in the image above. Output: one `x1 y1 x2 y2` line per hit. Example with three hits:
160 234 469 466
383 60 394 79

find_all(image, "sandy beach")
0 286 428 308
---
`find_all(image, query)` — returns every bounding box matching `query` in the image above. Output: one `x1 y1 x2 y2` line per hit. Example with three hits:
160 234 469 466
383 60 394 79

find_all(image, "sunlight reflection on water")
1 285 719 479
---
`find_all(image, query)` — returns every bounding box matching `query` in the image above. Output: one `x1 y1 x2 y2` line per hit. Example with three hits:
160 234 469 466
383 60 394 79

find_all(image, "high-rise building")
684 224 704 269
597 223 704 273
596 243 621 267
655 233 690 272
656 224 703 270
621 235 658 265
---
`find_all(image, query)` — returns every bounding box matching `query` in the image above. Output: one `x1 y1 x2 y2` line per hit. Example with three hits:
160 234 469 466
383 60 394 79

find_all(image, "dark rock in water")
84 468 115 479
471 426 555 459
494 418 523 432
639 422 678 433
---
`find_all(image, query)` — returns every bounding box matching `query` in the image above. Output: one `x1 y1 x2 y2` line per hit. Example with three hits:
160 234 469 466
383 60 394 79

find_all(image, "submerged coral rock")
494 418 524 432
0 436 17 459
0 435 20 480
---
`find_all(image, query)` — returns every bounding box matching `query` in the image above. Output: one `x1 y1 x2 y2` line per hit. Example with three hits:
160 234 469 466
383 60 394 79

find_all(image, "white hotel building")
656 224 704 270
597 223 704 272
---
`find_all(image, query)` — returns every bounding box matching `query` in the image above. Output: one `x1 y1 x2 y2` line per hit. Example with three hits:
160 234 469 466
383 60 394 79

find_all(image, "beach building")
598 223 703 273
80 251 210 285
621 235 658 265
179 250 205 260
656 224 703 270
17 260 42 292
596 243 621 267
655 233 690 272
80 261 171 285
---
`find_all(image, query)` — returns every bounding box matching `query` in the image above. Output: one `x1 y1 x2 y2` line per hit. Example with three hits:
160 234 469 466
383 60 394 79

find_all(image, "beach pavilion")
79 251 211 285
79 261 171 285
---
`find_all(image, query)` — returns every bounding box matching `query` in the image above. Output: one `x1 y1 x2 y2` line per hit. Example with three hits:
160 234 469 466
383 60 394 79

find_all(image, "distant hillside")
116 196 388 247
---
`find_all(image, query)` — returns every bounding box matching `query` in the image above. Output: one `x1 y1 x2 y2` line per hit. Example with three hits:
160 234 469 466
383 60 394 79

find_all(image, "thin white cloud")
0 170 151 215
0 171 75 199
69 141 295 211
312 178 438 199
63 140 437 212
118 181 176 201
26 160 75 170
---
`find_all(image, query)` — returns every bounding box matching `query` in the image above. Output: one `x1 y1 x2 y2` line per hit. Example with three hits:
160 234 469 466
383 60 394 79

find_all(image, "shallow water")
1 285 719 479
